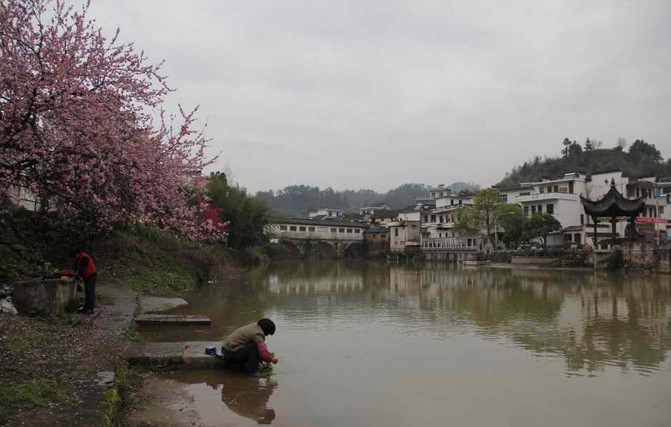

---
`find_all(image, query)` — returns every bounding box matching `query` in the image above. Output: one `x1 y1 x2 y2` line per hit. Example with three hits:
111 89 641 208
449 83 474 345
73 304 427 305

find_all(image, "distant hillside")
498 138 671 187
255 183 432 217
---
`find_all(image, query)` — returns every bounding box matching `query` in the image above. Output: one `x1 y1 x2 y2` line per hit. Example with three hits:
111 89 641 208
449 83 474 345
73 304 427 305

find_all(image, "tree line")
498 138 670 188
255 182 479 217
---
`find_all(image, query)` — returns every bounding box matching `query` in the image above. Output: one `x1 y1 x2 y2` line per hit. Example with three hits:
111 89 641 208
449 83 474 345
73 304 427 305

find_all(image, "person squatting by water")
222 319 279 374
73 251 98 315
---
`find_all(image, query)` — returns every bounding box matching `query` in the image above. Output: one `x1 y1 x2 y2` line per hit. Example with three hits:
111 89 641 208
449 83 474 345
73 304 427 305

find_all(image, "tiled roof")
271 217 366 228
580 179 645 217
371 209 402 219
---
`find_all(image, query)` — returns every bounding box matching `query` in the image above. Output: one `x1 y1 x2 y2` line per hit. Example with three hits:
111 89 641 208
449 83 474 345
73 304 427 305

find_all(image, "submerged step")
135 314 211 326
125 341 224 369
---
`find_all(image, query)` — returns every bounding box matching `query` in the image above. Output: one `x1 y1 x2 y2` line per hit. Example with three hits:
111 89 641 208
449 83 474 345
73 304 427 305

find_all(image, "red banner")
636 217 666 224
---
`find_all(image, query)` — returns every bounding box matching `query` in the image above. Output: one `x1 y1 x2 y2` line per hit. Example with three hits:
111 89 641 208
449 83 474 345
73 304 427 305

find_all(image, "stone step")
135 314 211 326
139 296 188 314
125 341 224 369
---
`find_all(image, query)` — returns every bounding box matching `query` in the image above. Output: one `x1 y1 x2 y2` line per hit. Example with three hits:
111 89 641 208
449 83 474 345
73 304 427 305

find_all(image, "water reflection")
165 371 278 425
220 375 277 425
153 261 671 376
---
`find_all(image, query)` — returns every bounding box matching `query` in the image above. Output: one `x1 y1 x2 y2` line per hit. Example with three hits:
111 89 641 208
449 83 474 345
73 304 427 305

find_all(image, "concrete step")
139 296 189 314
125 341 224 369
135 314 211 326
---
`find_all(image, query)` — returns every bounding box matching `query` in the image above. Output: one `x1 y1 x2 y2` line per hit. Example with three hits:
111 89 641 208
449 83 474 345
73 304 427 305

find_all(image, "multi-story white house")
499 171 671 247
388 209 421 253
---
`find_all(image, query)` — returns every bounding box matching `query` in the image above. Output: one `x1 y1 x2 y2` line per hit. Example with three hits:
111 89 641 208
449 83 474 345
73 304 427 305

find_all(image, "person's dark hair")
257 318 276 336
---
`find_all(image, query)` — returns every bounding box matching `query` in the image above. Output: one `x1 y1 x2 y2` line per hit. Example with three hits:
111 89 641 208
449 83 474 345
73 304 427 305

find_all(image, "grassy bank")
1 203 234 296
93 226 232 297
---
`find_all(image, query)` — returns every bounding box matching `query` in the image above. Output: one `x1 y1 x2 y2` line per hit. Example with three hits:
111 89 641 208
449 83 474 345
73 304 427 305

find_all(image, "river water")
139 262 671 427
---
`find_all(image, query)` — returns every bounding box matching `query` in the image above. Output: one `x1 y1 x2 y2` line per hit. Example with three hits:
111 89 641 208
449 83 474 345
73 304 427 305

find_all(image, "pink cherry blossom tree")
0 0 222 239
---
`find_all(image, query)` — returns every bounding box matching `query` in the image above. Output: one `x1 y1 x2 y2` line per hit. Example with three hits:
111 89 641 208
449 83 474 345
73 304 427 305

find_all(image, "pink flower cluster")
0 0 219 239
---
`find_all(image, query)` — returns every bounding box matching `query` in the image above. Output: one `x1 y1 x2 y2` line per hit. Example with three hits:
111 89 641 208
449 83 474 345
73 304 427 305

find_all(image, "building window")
500 194 508 203
299 226 306 231
355 229 360 233
451 199 455 205
459 200 462 205
308 227 315 232
580 214 584 225
290 226 297 231
531 206 536 215
280 225 287 231
467 238 472 246
553 185 559 193
431 215 436 222
564 234 572 242
524 206 529 216
395 228 399 237
537 205 542 213
540 187 545 194
330 228 337 233
346 229 352 233
546 204 554 214
574 233 581 243
660 206 665 215
339 228 345 233
424 215 429 222
439 215 444 223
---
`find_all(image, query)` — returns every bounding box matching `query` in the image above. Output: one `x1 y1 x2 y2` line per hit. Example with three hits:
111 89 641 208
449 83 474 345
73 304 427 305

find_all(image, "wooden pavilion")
580 178 646 247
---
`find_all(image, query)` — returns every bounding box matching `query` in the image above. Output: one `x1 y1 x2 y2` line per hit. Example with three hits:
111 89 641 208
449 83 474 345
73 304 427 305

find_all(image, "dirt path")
0 281 137 426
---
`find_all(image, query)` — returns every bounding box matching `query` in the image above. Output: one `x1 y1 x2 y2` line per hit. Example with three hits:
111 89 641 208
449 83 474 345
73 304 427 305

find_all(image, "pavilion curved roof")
580 179 645 218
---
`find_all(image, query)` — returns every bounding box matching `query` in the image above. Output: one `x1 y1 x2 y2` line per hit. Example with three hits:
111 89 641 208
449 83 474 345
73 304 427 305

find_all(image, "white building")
359 202 390 217
428 184 451 200
7 184 40 211
269 218 365 241
501 171 671 248
370 209 402 227
309 208 343 219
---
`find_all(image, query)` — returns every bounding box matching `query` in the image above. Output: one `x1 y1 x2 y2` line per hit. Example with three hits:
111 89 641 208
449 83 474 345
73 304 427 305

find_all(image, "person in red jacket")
73 251 98 314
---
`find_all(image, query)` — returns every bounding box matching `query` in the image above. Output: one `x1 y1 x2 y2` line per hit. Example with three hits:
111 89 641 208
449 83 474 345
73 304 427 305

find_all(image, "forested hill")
255 182 478 217
497 139 671 188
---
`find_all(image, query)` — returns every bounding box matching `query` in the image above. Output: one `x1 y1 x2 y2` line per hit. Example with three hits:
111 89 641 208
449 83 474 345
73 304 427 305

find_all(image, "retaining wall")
621 241 671 273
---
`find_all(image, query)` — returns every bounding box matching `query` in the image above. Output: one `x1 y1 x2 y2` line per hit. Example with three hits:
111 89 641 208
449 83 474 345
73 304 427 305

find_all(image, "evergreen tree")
561 138 572 158
584 137 593 152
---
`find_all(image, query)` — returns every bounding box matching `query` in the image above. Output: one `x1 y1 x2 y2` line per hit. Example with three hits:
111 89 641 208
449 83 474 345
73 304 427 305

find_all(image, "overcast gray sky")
89 0 671 193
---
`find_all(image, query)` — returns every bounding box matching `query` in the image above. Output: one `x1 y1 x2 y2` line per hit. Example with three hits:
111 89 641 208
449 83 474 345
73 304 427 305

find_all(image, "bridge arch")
278 240 301 258
343 242 364 259
316 241 338 259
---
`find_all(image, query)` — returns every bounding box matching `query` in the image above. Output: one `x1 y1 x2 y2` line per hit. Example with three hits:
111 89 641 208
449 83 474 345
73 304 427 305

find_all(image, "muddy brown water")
137 261 671 427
